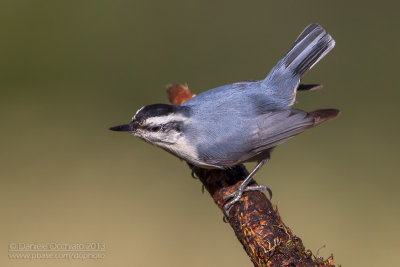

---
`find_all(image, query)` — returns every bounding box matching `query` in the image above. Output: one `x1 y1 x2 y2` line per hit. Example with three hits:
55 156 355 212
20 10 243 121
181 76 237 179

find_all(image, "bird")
110 23 339 215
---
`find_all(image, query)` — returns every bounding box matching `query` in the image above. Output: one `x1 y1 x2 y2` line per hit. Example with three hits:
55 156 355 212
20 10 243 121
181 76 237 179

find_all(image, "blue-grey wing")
195 109 315 167
238 109 315 161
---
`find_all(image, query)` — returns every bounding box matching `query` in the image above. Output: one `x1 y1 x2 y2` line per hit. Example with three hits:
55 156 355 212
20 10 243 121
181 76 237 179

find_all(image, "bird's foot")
190 166 199 179
223 184 272 217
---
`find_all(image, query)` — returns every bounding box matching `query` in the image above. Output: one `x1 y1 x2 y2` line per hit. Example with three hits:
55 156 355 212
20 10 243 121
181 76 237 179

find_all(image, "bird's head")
109 104 190 146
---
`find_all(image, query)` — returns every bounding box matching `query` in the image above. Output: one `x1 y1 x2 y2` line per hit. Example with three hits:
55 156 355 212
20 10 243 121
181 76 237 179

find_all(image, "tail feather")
284 23 335 77
293 23 321 46
297 83 323 91
294 36 334 77
284 25 326 73
309 108 340 126
263 24 335 108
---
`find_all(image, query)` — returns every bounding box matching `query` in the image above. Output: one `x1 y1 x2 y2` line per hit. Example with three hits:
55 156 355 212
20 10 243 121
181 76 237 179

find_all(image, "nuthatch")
110 24 339 215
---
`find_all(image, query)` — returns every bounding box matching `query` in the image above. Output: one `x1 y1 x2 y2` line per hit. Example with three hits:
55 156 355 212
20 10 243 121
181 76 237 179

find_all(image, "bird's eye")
150 126 161 132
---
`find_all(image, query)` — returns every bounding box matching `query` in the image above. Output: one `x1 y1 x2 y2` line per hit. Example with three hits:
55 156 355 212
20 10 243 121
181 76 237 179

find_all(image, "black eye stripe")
168 121 183 132
144 121 183 132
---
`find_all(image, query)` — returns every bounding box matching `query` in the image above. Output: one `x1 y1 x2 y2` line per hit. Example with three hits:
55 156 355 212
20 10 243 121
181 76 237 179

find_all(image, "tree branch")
166 84 335 267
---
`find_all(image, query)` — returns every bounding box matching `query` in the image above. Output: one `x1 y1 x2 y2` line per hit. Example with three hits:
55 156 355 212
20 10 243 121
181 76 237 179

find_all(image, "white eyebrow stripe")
132 106 145 121
145 113 187 126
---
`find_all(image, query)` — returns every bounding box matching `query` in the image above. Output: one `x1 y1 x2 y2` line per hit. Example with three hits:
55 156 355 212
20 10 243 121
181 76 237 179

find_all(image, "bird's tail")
263 24 335 107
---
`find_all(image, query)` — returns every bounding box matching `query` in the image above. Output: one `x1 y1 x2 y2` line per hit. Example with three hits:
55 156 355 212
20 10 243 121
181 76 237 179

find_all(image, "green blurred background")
1 1 399 266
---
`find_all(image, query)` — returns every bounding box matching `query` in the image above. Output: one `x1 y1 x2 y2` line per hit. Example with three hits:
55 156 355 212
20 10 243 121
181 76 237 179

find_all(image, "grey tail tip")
310 109 340 126
285 23 335 78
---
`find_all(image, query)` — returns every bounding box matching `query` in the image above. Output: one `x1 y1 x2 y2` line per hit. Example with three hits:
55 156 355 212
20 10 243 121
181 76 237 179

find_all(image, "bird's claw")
248 185 272 200
223 190 243 216
191 166 199 179
223 184 272 217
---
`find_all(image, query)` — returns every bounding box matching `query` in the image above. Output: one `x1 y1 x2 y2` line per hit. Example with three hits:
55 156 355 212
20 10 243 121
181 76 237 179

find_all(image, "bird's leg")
223 158 271 216
190 165 199 179
189 165 206 193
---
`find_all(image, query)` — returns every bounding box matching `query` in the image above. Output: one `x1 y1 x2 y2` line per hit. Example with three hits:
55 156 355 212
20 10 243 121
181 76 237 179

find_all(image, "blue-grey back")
177 23 335 167
182 81 287 112
181 83 315 167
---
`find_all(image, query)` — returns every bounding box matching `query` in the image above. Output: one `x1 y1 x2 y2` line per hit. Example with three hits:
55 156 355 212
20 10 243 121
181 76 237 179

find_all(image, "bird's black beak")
109 123 134 132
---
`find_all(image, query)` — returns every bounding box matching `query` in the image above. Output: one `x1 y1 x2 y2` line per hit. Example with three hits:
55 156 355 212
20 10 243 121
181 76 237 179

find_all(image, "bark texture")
166 84 335 267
